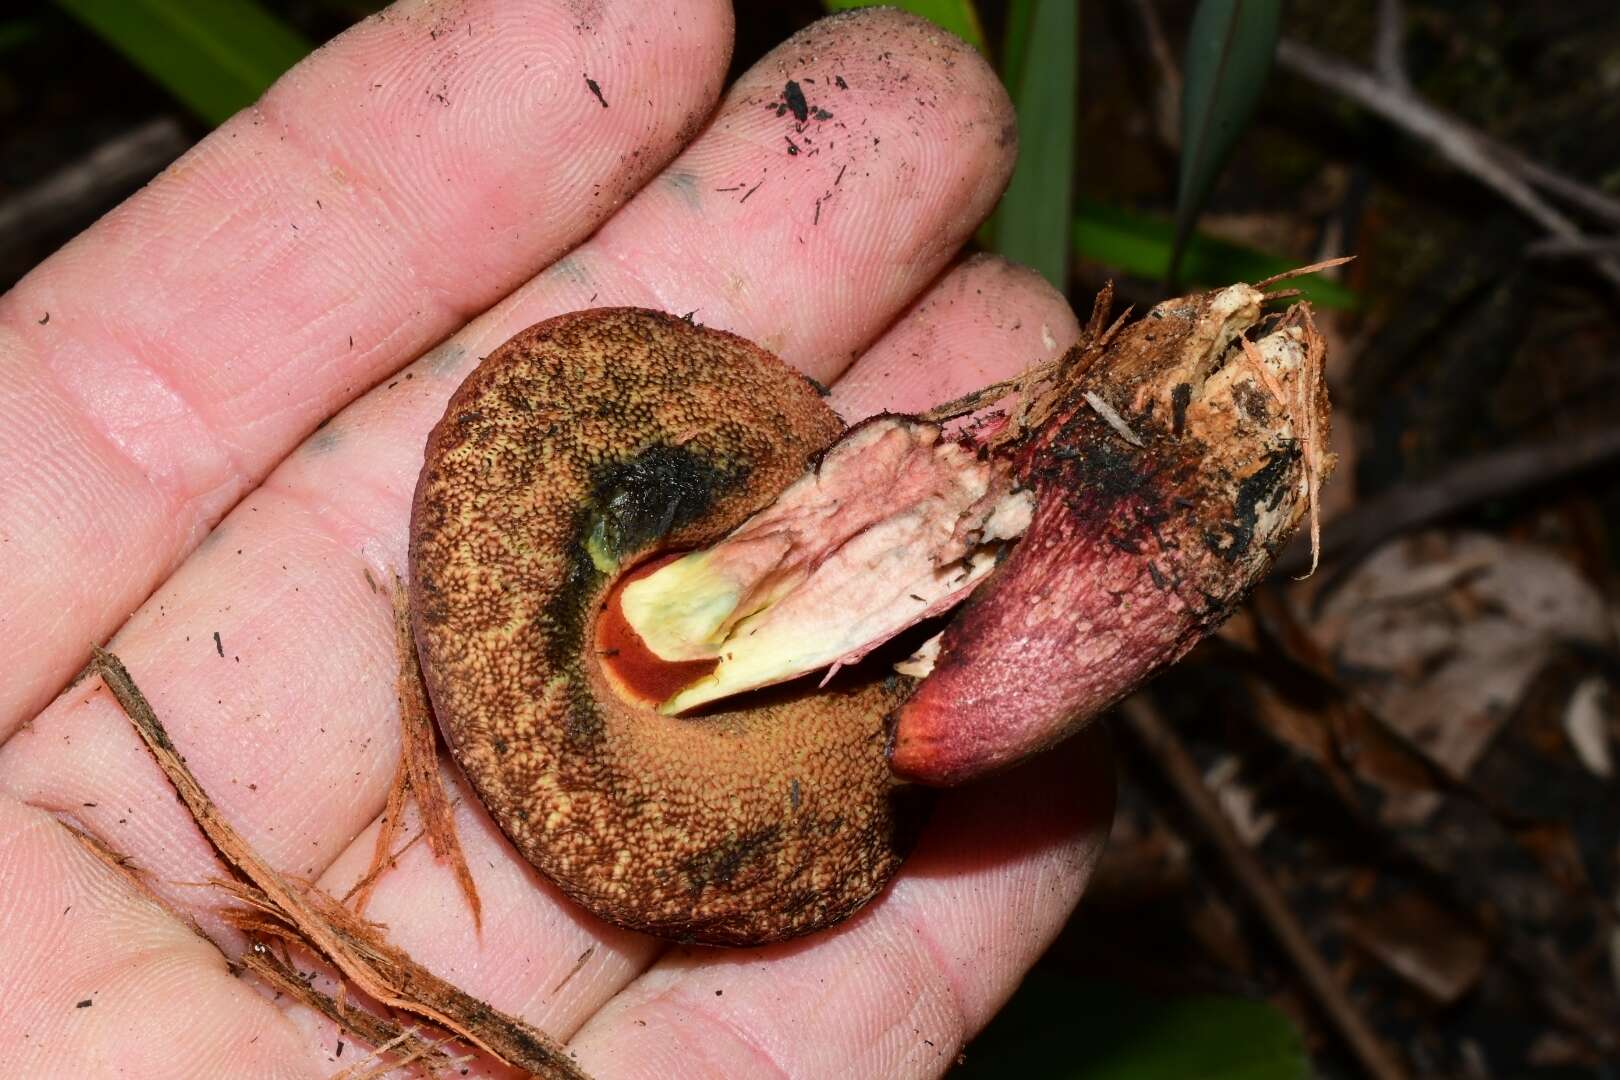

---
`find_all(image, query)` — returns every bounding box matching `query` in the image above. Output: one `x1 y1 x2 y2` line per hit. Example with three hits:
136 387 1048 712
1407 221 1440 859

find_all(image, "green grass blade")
958 973 1313 1079
1075 198 1358 308
822 0 987 55
1172 0 1280 281
988 0 1078 290
1000 0 1035 103
53 0 313 126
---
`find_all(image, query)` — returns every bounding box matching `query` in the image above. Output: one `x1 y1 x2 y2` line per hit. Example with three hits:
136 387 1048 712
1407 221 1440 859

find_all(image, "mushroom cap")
410 308 924 946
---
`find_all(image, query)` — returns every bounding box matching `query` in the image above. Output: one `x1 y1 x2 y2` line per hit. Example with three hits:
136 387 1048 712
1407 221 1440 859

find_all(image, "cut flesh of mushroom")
612 416 1032 712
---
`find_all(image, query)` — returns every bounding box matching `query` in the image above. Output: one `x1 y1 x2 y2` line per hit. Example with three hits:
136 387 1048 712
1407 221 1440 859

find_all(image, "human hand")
0 4 1112 1076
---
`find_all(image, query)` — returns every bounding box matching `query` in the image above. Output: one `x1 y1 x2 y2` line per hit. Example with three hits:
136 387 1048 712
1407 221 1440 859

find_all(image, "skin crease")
0 6 1109 1078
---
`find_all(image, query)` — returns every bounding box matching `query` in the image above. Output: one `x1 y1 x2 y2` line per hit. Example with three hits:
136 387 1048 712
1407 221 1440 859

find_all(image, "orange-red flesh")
596 554 720 705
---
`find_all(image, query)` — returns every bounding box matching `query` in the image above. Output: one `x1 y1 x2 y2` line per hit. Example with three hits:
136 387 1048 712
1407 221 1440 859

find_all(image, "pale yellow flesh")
618 418 1032 713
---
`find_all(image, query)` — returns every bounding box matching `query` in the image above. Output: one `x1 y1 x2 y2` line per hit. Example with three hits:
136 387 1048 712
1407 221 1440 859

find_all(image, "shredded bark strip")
241 942 460 1074
347 583 482 929
89 647 591 1080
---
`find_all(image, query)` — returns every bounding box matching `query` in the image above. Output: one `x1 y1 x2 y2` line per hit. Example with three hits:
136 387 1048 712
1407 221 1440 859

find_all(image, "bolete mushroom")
409 287 1327 946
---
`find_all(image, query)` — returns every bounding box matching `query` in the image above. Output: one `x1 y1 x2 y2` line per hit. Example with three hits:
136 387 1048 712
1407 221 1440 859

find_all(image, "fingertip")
830 252 1082 420
814 5 1018 185
601 3 1022 380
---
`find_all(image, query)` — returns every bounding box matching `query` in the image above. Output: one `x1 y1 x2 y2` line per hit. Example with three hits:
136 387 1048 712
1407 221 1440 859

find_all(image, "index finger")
0 0 733 735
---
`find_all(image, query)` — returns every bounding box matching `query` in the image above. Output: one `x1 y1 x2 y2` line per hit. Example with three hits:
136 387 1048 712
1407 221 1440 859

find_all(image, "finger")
0 4 1018 970
567 730 1114 1078
0 0 734 735
828 253 1081 421
0 795 322 1078
461 7 1019 383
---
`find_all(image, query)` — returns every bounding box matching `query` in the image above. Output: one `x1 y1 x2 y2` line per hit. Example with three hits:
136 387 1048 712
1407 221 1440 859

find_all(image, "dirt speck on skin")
584 75 608 108
674 103 712 147
567 0 604 30
778 80 809 123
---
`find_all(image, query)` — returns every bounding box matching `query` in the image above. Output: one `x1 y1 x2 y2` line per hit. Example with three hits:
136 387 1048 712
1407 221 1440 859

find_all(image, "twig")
88 648 589 1079
241 941 458 1074
1129 0 1182 148
390 581 481 930
1499 152 1620 231
1373 0 1410 92
1528 235 1620 259
1216 639 1620 1054
1276 39 1620 293
1253 254 1357 291
1273 424 1620 577
0 117 189 245
1359 0 1620 230
1121 695 1409 1080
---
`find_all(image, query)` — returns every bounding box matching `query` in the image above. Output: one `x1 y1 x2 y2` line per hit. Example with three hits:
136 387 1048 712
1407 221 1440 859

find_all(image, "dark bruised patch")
1202 447 1298 562
542 531 603 670
541 443 748 703
585 444 747 567
680 826 781 895
1235 381 1272 425
562 679 604 748
1171 382 1192 435
1043 433 1151 502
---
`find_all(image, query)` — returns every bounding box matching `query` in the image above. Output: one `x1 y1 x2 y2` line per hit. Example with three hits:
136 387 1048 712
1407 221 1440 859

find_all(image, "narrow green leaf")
987 0 1078 290
999 0 1036 105
53 0 313 126
1074 199 1358 309
822 0 987 56
958 973 1313 1079
1172 0 1281 281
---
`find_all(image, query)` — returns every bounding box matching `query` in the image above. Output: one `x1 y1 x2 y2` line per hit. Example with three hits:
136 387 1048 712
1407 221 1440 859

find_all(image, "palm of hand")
0 5 1111 1076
